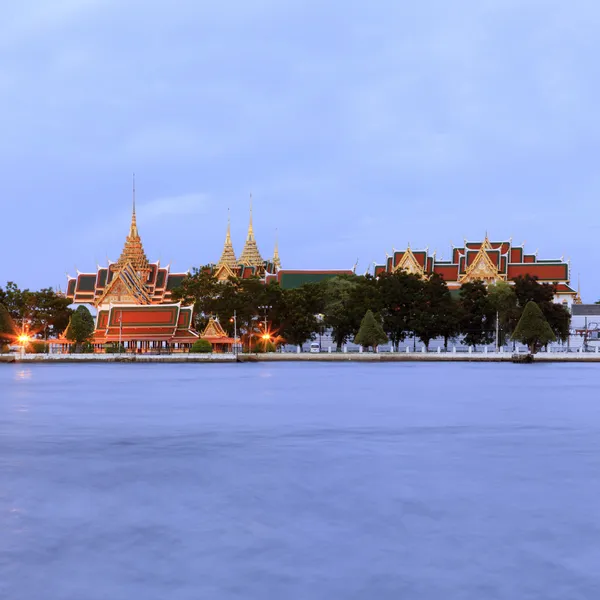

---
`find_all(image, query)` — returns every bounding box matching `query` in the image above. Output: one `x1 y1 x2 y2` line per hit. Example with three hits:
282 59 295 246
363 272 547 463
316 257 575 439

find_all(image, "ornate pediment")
214 263 236 281
460 247 503 283
95 263 151 307
393 248 424 277
202 316 228 338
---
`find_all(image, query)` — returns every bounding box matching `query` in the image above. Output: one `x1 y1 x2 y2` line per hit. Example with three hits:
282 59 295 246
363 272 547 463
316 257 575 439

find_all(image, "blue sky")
2 1 599 299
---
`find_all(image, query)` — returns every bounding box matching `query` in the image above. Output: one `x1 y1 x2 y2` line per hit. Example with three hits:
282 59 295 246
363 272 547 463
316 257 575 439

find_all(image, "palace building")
66 190 200 352
374 235 578 305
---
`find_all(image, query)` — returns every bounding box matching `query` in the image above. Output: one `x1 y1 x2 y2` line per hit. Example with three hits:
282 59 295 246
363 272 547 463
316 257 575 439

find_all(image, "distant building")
374 235 577 305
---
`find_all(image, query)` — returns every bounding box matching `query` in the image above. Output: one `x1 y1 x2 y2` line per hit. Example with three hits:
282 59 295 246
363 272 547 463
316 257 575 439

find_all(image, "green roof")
278 271 349 290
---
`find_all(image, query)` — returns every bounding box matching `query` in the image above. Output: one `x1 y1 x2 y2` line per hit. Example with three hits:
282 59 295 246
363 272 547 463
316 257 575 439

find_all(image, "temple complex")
66 187 199 351
374 235 577 305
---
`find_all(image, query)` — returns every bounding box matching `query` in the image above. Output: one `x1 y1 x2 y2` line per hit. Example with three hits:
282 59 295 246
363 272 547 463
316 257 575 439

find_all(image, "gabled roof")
202 316 228 339
95 262 151 307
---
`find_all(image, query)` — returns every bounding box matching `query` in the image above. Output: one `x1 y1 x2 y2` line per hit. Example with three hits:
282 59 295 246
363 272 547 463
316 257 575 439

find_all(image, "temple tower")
238 195 264 267
272 229 281 271
116 177 150 278
217 209 238 269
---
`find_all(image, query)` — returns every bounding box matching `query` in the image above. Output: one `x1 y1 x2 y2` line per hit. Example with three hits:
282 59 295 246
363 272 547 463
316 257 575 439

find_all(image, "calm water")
1 363 600 599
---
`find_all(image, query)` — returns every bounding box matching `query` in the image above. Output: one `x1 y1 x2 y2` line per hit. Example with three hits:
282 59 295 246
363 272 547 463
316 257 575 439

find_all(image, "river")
1 363 600 599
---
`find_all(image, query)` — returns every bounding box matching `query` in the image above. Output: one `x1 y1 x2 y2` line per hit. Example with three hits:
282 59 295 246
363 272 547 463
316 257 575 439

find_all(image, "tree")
278 287 319 347
354 310 388 350
512 275 570 342
0 282 31 321
512 301 556 354
190 339 212 353
487 281 519 346
378 270 424 348
322 275 361 350
412 274 457 350
0 303 15 351
458 281 495 348
65 306 95 352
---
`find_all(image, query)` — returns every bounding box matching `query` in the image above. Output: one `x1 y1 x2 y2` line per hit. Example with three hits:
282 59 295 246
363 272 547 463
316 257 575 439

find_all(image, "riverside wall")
2 352 600 363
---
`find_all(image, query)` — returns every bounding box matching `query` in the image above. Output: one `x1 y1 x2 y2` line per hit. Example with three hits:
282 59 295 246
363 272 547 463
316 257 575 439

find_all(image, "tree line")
1 271 571 354
172 268 571 352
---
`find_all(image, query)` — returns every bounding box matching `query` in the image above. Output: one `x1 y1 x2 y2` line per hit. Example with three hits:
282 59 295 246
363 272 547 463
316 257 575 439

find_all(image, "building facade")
374 235 577 305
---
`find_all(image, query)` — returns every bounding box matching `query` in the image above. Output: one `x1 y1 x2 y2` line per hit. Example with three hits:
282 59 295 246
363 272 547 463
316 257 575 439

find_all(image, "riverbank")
3 352 600 363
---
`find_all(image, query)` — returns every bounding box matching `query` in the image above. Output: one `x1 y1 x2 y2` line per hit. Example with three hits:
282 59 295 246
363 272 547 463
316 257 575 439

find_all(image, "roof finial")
249 193 253 234
273 228 281 270
130 173 138 238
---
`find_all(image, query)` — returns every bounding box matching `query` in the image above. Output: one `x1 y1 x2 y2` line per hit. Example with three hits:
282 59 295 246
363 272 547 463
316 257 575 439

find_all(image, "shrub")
104 343 125 354
30 341 46 354
190 339 212 353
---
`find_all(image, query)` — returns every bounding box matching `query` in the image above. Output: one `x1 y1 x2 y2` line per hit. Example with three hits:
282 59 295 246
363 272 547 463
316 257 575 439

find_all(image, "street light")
258 305 272 351
316 313 324 350
229 310 238 357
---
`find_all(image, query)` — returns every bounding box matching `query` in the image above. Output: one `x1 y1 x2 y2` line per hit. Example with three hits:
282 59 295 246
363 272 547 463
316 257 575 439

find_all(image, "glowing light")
18 334 30 344
261 333 270 340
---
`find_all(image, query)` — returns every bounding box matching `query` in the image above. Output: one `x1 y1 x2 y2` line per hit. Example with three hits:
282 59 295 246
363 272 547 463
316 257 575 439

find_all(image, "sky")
2 1 600 299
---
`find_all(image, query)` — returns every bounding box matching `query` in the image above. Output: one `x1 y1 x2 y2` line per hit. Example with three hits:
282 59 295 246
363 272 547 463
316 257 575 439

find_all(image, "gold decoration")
217 209 238 269
239 197 264 267
393 247 424 277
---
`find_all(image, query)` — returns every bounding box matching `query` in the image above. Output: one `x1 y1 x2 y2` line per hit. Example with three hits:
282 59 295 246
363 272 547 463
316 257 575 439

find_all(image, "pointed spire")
239 193 264 267
217 208 238 269
575 273 582 304
272 228 281 271
130 173 138 238
116 176 150 276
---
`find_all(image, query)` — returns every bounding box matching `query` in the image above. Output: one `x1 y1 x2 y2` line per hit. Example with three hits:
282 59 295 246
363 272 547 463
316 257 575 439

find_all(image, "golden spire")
574 273 582 304
217 208 238 269
239 193 264 266
273 228 281 271
130 173 139 238
116 175 150 275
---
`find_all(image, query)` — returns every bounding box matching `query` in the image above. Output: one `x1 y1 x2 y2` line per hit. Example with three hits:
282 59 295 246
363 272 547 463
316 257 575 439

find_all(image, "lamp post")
316 313 324 350
230 310 237 357
118 311 123 354
258 304 272 351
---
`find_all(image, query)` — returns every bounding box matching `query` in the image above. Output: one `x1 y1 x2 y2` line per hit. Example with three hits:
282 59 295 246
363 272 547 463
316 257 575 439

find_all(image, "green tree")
487 281 519 346
512 301 556 354
378 270 424 348
190 339 213 353
322 275 361 350
278 286 319 347
0 282 31 321
65 306 95 352
512 275 570 342
458 281 495 348
0 303 15 351
412 274 457 350
28 288 73 339
354 309 388 350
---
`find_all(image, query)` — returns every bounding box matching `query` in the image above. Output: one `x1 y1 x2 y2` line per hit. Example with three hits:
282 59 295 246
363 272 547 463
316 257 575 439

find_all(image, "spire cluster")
219 196 280 271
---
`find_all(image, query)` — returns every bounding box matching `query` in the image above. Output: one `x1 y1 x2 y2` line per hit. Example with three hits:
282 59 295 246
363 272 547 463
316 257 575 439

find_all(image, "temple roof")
239 199 264 267
202 316 228 339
